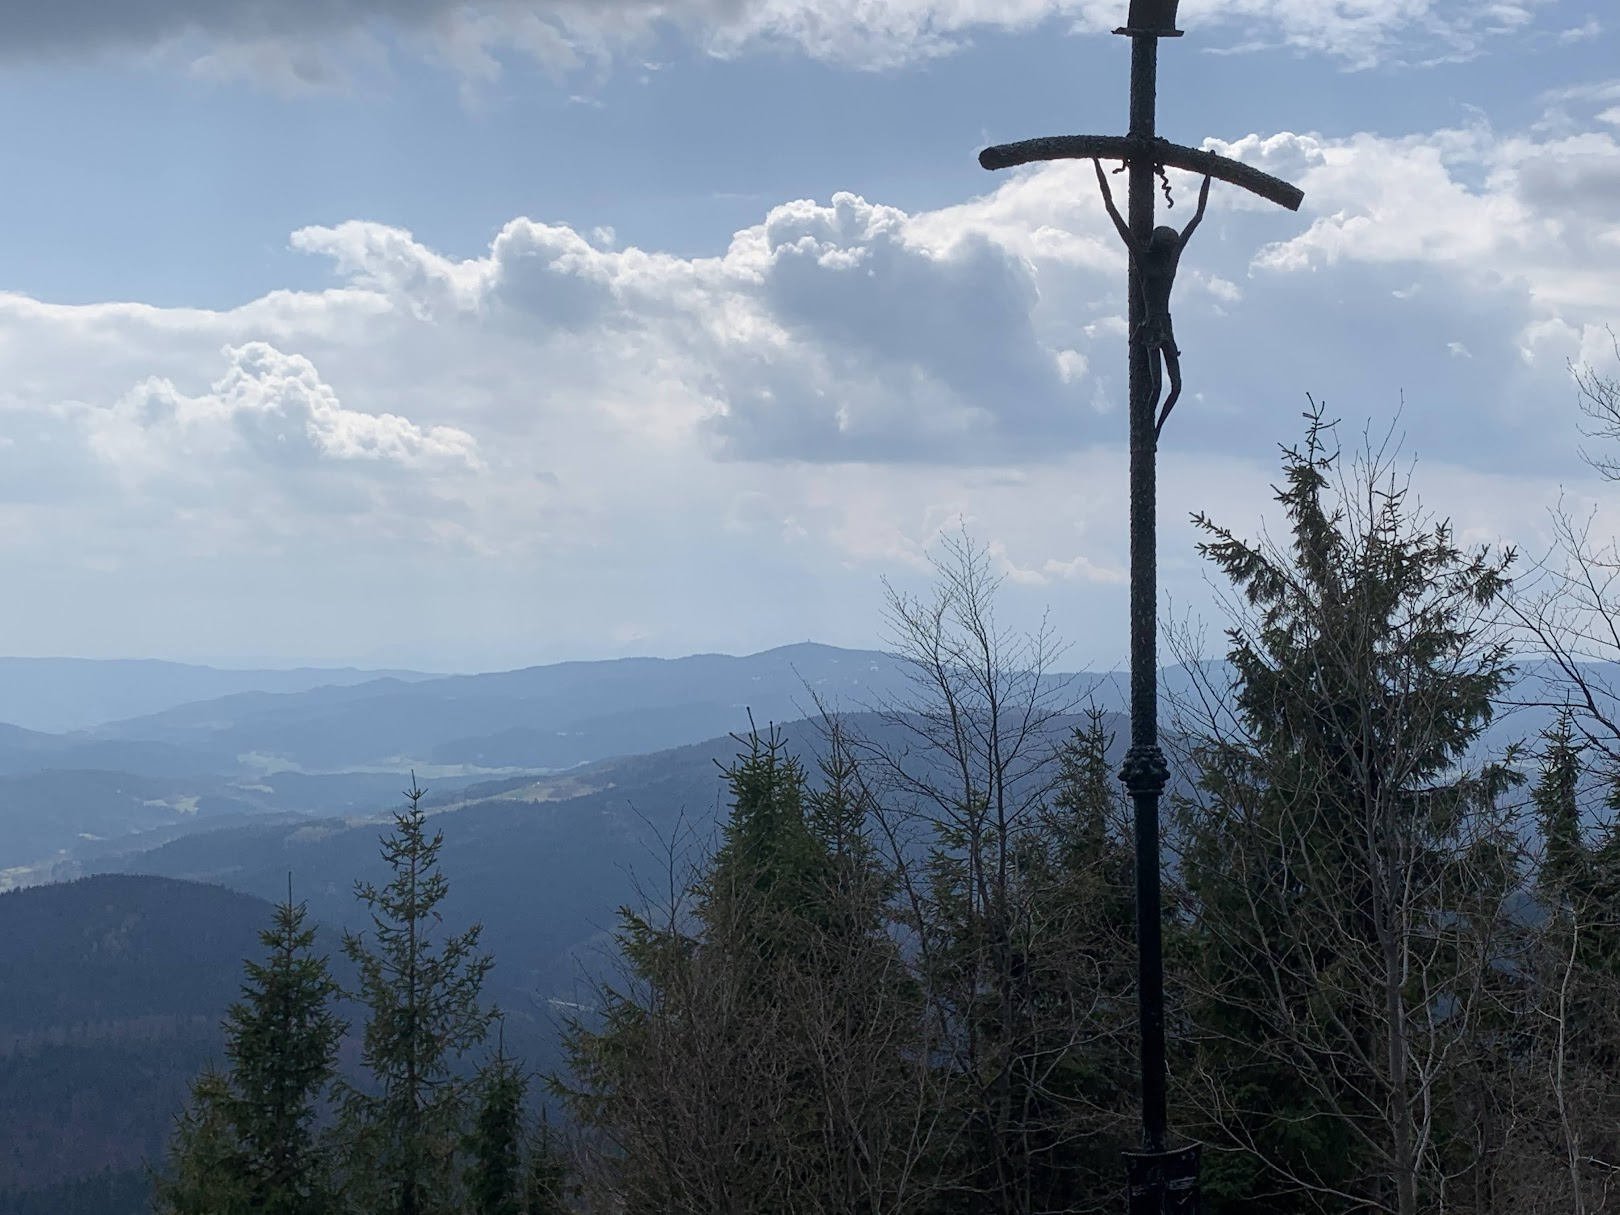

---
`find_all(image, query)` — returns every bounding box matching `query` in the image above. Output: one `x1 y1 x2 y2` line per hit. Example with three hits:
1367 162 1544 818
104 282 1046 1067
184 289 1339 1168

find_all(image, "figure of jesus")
1093 159 1211 439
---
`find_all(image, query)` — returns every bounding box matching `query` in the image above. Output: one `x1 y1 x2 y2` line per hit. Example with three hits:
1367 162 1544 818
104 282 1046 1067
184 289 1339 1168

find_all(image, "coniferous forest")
118 373 1620 1215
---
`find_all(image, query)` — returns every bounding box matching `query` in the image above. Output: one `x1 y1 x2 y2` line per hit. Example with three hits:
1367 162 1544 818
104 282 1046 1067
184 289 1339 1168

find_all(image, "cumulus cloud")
289 191 1098 463
1225 110 1620 374
0 331 482 557
15 105 1615 486
95 342 480 472
269 111 1620 474
0 0 1563 83
716 194 1086 460
4 102 1620 665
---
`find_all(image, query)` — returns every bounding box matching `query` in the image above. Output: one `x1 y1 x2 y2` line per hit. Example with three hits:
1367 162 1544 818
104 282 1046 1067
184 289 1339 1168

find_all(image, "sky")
0 0 1615 674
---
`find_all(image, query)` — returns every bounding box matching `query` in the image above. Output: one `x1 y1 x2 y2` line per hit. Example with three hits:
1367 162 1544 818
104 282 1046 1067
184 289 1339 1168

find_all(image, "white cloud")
0 0 1565 84
92 342 480 473
284 191 1099 464
987 537 1126 586
1558 18 1604 44
1225 120 1620 332
2 103 1619 665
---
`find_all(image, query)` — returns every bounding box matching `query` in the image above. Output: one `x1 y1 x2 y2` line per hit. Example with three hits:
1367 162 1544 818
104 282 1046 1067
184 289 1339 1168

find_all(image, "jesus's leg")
1155 344 1182 440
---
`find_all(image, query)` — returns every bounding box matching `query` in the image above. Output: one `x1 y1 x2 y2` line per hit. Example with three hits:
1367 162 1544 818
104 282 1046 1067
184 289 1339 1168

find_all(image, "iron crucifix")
975 6 1305 1215
1094 158 1209 439
980 132 1303 445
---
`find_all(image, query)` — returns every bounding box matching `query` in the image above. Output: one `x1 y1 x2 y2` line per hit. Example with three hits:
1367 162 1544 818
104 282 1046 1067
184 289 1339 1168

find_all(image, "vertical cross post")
1123 19 1169 1167
1116 22 1195 1215
976 5 1302 1213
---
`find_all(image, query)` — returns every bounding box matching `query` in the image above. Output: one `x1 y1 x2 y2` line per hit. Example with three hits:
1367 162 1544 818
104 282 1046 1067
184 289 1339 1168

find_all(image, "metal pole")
1117 31 1194 1214
1123 26 1169 1163
975 10 1302 1208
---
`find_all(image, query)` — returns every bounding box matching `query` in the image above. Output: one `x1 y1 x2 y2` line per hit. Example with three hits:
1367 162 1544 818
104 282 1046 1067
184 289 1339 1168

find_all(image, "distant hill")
0 1166 153 1215
2 644 1596 956
0 875 278 1205
0 644 1115 881
0 723 218 780
0 874 271 1036
86 644 942 772
0 658 436 734
92 708 1136 1076
0 768 515 883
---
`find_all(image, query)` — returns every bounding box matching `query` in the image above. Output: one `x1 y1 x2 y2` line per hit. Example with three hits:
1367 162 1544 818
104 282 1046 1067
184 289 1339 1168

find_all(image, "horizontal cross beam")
979 134 1304 212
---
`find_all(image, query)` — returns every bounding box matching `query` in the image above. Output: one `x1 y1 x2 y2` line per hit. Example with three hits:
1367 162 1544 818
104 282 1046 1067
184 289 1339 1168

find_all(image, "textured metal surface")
978 134 1304 211
1125 28 1170 1164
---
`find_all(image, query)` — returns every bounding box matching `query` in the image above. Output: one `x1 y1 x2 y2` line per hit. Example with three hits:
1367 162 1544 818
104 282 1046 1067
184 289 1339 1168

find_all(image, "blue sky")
0 0 1614 673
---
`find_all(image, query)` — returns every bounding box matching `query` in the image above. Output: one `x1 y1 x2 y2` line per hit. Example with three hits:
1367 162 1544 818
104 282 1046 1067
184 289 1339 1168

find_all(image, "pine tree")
225 882 347 1214
1523 710 1609 1074
152 1069 247 1215
803 718 889 936
1536 712 1588 904
338 775 497 1215
1032 709 1140 1208
152 884 345 1215
463 1026 529 1215
698 718 827 965
860 528 1092 1214
1174 406 1520 1215
907 708 1140 1214
793 716 934 1214
1522 714 1620 1205
524 1113 574 1215
558 721 931 1215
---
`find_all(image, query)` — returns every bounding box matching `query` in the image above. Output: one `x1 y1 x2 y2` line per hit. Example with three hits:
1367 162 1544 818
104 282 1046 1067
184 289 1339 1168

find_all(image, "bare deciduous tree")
1508 330 1620 757
848 529 1138 1214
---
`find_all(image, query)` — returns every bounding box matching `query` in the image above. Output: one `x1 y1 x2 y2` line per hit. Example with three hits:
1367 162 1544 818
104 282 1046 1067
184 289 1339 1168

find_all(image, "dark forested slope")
0 876 276 1202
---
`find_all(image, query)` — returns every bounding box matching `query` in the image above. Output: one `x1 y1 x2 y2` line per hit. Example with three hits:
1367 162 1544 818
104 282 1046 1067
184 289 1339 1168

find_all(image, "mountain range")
0 643 1595 887
1 700 1126 1210
81 706 1125 1057
0 658 438 735
0 642 1603 1212
0 643 1123 882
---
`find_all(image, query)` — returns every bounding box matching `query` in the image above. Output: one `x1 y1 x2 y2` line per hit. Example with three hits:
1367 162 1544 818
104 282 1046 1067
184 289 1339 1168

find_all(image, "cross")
976 3 1304 1213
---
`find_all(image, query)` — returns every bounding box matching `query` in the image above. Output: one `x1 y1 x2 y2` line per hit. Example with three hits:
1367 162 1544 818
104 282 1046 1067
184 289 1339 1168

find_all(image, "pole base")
1125 1144 1201 1215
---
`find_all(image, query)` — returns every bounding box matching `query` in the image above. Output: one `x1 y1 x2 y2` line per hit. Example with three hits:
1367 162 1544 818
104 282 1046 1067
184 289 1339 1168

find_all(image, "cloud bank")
0 0 1563 83
1 98 1616 664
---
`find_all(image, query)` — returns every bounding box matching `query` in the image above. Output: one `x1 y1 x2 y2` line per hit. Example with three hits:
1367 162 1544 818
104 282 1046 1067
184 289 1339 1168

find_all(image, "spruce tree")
558 722 929 1215
906 708 1139 1214
225 882 347 1214
682 722 827 1206
152 884 345 1215
463 1026 529 1215
1535 711 1588 903
1526 714 1620 1156
152 1070 247 1215
1174 407 1519 1215
699 719 826 964
1525 709 1604 1073
338 776 497 1215
1033 709 1140 1207
524 1113 574 1215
